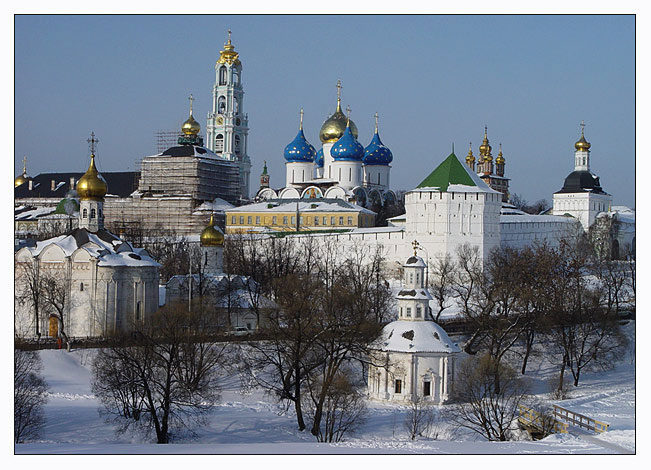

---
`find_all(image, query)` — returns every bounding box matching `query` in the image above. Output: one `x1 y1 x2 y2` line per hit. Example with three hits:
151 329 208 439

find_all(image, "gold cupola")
182 93 201 136
77 153 107 201
575 122 591 151
15 156 29 187
496 143 505 164
479 126 492 158
465 142 475 164
200 214 225 247
218 30 241 66
319 80 358 143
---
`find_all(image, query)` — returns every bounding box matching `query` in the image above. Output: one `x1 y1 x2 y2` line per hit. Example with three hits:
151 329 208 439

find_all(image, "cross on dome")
188 93 195 114
87 132 99 155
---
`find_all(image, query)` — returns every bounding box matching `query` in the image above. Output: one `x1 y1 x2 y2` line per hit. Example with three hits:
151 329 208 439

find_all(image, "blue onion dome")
363 130 393 165
331 124 364 161
315 148 324 167
284 128 316 162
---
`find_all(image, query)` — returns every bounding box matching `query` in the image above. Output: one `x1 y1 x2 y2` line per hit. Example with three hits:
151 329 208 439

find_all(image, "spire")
374 112 379 134
227 28 232 46
299 108 304 130
336 79 342 110
22 156 27 175
188 93 195 116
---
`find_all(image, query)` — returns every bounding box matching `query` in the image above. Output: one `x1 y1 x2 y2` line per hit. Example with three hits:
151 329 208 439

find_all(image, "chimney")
70 177 75 190
28 180 33 191
51 180 56 191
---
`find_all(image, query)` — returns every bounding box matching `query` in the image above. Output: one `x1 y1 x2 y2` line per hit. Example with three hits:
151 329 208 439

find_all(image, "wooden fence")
518 405 569 434
553 404 610 433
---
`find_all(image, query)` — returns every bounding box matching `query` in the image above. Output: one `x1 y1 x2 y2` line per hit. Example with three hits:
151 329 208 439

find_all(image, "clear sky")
14 14 635 207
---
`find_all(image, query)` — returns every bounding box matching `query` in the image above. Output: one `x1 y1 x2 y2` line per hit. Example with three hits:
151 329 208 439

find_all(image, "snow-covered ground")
15 323 635 454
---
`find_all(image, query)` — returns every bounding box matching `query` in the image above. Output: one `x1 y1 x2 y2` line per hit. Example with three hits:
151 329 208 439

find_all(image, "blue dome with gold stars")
331 125 364 161
284 129 316 163
315 148 324 167
363 130 393 165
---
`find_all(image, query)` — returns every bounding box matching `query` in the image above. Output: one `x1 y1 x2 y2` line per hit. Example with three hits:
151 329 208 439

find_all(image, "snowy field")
15 323 635 455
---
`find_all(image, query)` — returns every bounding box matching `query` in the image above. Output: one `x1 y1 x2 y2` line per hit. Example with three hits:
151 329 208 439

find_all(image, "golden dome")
479 126 492 157
575 133 591 151
200 214 224 247
77 154 107 201
217 31 241 66
465 142 475 163
14 173 27 188
182 113 201 135
496 144 505 164
319 100 358 143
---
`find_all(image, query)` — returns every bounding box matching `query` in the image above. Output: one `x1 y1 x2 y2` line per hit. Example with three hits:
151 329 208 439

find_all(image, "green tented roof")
416 152 477 191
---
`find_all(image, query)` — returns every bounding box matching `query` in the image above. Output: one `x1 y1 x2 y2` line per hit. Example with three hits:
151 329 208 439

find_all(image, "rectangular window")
283 216 288 225
331 216 335 225
323 216 327 225
406 307 412 317
423 381 431 396
416 306 422 318
239 216 244 224
409 273 413 283
247 216 252 224
395 379 402 394
347 216 353 226
339 216 344 225
291 216 296 225
231 215 236 224
272 216 277 225
300 216 304 225
255 216 260 225
314 217 319 226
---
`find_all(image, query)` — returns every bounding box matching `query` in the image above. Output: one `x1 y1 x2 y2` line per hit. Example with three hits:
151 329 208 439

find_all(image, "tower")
200 213 225 274
15 156 30 187
465 142 475 172
206 30 251 200
284 108 317 188
477 126 493 176
363 112 393 190
260 160 270 190
495 143 505 177
77 132 107 232
397 246 431 321
552 122 612 231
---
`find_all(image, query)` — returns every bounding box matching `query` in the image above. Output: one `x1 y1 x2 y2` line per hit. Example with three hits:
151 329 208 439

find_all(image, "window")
255 216 260 225
291 216 296 225
219 66 227 85
231 215 236 224
218 96 226 114
409 273 413 284
234 97 240 115
314 217 319 226
247 216 252 224
234 135 241 154
215 134 224 152
339 216 344 225
80 283 84 291
300 216 304 225
349 167 352 181
136 301 141 321
272 216 277 225
323 216 327 225
347 216 353 225
406 307 412 317
331 216 335 225
416 306 422 318
283 216 288 225
82 208 87 218
416 273 420 285
423 381 431 396
400 307 403 318
233 68 240 86
395 379 402 394
90 208 96 219
239 216 244 224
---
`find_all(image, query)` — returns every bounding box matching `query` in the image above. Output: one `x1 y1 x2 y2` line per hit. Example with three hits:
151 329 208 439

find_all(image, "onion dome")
284 109 316 162
217 30 241 66
479 126 492 158
182 95 201 136
315 148 324 168
575 125 591 151
363 115 393 165
496 143 505 164
200 214 225 247
77 154 107 201
465 142 475 165
15 157 29 187
319 80 358 143
331 123 364 161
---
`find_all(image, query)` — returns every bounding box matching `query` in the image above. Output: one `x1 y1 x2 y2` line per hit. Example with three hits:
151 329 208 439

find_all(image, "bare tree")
40 271 72 349
428 253 456 322
446 354 530 442
404 397 436 440
14 348 48 443
15 260 45 340
92 303 229 443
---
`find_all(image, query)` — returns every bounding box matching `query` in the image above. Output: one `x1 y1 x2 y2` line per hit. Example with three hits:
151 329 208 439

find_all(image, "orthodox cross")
188 93 195 114
22 156 27 174
336 79 342 102
374 112 379 132
580 120 586 136
87 132 99 154
346 105 351 125
227 29 232 43
300 108 304 130
412 240 420 256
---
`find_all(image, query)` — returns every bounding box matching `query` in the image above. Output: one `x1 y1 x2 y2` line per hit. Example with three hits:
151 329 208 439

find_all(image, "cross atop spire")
87 132 99 155
346 105 351 125
299 108 304 130
188 93 195 115
484 125 488 138
374 112 379 133
580 120 586 136
412 239 420 256
22 156 27 175
227 29 232 44
336 79 342 103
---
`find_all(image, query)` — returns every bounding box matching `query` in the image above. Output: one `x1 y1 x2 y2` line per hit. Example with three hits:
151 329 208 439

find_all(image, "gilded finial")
299 108 304 130
412 240 419 257
580 120 585 136
227 29 232 45
336 79 342 104
87 132 99 156
484 125 488 138
188 93 195 115
22 156 27 175
374 112 379 133
346 105 351 126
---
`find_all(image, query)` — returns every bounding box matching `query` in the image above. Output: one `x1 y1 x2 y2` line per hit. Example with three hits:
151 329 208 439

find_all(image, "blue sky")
14 14 634 206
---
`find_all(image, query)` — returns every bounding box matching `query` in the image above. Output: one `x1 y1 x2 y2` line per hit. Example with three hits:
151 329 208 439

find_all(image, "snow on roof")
404 255 427 268
500 214 579 224
347 226 403 234
194 198 235 214
15 207 55 220
227 199 376 215
396 288 433 301
373 320 460 354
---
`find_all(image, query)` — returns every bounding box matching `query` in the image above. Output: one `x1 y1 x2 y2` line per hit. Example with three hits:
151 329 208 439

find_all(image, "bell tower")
77 133 107 232
206 30 252 200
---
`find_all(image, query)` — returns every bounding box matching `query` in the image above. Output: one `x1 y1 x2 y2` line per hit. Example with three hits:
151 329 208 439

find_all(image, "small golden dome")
496 144 505 164
14 173 27 188
479 126 492 157
465 142 475 163
182 113 201 136
77 154 107 201
200 214 224 247
319 100 358 143
575 134 591 151
217 31 241 66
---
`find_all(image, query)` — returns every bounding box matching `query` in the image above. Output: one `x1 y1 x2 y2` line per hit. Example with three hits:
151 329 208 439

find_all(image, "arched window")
218 96 226 114
234 135 241 154
219 66 227 85
80 282 84 291
234 97 239 115
90 208 96 219
215 134 224 152
82 208 87 218
233 68 240 86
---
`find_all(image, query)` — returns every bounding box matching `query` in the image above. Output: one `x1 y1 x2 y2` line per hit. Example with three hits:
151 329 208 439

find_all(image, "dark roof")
161 145 209 157
14 172 138 199
555 170 608 195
